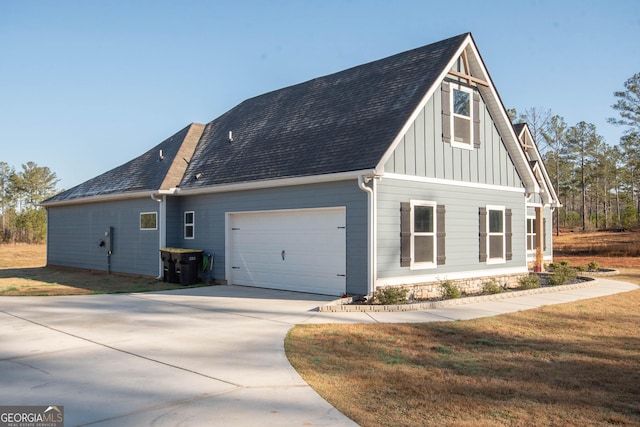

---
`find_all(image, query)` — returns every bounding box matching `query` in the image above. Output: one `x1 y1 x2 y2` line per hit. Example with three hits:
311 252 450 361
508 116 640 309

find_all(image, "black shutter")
479 207 487 262
543 217 547 252
400 203 411 267
437 205 446 265
441 82 451 144
473 92 481 149
505 208 513 261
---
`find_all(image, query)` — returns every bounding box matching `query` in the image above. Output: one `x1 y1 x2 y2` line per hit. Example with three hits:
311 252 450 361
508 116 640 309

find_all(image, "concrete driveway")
1 279 637 426
0 286 357 427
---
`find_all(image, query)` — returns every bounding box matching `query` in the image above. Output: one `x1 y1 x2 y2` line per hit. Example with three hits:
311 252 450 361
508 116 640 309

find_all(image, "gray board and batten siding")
47 198 162 276
169 180 370 296
377 81 528 285
384 82 523 188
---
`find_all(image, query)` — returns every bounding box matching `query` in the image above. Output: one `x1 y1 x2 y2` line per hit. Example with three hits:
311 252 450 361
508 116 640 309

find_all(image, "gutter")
358 174 378 296
150 192 167 280
41 189 177 208
42 171 376 208
177 169 377 196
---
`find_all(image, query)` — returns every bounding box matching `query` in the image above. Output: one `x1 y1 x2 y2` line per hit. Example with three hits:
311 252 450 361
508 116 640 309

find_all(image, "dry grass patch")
554 230 640 258
286 290 640 426
0 243 47 269
0 244 205 295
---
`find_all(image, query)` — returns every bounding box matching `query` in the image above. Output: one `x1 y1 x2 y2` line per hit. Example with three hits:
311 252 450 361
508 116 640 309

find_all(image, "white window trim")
184 211 195 239
140 212 158 231
486 205 505 264
526 216 536 254
410 200 437 270
450 83 474 151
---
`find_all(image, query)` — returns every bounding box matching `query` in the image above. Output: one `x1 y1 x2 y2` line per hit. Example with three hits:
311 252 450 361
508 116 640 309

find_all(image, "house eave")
41 189 176 208
176 169 379 196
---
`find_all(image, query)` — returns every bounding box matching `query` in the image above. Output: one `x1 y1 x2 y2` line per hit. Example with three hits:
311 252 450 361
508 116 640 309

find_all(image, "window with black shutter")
480 206 512 263
400 201 445 268
442 81 481 149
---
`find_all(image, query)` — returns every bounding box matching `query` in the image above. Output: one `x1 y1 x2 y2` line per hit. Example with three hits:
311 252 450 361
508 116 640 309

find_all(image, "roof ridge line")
160 122 205 190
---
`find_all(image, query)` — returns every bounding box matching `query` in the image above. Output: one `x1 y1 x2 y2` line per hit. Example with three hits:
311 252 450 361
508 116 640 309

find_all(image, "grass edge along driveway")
286 287 640 427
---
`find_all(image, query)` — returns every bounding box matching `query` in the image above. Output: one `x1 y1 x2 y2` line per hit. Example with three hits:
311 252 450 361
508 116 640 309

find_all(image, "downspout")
358 175 376 296
151 193 166 279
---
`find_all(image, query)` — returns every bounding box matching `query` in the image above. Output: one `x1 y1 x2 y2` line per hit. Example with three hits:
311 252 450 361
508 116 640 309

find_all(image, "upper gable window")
452 85 473 148
442 81 480 149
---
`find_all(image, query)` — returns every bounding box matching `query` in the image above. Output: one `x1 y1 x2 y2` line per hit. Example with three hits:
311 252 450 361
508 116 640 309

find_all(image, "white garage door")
228 207 346 296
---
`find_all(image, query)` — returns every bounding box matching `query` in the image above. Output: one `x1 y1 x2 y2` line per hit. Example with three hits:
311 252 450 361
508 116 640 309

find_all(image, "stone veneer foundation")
387 272 531 300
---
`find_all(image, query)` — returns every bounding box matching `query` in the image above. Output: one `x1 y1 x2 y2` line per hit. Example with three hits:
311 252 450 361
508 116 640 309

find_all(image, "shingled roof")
44 123 204 203
180 33 468 188
44 33 469 204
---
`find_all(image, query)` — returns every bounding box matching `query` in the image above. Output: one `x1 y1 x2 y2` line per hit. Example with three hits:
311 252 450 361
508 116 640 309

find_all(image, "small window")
487 207 505 262
526 217 537 252
412 201 437 267
184 211 195 239
140 212 157 230
452 86 472 146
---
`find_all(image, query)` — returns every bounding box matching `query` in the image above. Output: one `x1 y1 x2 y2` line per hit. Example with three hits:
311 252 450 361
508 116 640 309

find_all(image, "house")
42 33 560 297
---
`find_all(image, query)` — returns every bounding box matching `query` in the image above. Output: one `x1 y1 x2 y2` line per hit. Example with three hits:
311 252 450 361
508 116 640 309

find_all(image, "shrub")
440 281 461 299
588 261 600 271
518 274 540 290
548 265 578 286
576 265 587 272
374 287 409 305
559 260 571 267
482 280 504 295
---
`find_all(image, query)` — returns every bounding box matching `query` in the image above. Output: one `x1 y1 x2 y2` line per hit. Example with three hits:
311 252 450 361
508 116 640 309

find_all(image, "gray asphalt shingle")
181 33 467 188
44 33 468 202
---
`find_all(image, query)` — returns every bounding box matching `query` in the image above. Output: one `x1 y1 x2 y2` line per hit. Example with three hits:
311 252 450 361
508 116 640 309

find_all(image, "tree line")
1 72 638 243
0 162 59 243
514 72 640 233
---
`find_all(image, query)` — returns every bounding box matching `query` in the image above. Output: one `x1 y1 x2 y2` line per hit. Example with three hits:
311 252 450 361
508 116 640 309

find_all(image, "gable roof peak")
180 33 471 188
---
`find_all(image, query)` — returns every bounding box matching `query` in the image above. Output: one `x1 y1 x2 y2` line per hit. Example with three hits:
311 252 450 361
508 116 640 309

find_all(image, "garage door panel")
229 208 346 295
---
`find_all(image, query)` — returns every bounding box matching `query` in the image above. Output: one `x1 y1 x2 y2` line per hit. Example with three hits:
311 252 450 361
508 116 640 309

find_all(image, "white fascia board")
384 173 525 193
464 41 539 195
40 189 176 208
519 125 561 207
526 138 562 207
42 171 377 207
175 169 377 196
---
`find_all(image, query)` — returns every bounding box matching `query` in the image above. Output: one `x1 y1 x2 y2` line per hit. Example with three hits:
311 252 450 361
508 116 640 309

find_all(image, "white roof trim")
41 189 176 207
43 170 376 207
383 173 525 193
173 169 377 196
516 124 561 207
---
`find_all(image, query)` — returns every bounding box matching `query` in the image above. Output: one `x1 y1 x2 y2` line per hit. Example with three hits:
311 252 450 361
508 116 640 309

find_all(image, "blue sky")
1 0 639 190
